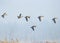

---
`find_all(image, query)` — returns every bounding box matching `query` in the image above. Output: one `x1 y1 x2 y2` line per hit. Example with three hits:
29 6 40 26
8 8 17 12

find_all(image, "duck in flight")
38 16 44 22
25 16 30 22
31 25 36 31
1 12 7 18
17 13 23 19
52 17 57 23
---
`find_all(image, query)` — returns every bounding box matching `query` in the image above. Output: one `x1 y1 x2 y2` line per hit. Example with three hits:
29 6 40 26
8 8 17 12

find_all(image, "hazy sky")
0 0 60 41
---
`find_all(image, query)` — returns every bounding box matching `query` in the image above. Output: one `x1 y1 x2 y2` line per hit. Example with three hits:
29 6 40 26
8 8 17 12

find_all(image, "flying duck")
17 13 23 19
52 17 57 23
31 25 36 31
1 12 7 18
38 16 44 22
25 16 30 22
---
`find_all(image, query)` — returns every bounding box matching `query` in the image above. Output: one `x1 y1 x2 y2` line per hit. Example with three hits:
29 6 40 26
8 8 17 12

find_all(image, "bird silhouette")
31 25 36 31
25 16 30 22
17 13 23 19
38 16 44 22
1 12 7 18
52 17 57 23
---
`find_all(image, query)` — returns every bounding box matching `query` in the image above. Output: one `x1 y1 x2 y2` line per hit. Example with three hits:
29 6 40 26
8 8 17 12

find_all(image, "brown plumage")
38 16 44 22
25 16 30 22
52 17 57 23
31 25 36 31
1 12 7 18
17 13 23 19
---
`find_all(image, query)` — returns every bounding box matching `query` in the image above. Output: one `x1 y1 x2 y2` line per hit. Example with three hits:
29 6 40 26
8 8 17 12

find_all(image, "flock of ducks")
1 12 58 31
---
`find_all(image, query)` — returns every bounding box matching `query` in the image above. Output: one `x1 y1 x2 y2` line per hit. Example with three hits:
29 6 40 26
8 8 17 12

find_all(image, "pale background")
0 0 60 41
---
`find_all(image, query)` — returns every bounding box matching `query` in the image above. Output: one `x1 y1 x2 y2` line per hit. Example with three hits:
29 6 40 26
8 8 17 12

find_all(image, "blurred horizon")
0 0 60 42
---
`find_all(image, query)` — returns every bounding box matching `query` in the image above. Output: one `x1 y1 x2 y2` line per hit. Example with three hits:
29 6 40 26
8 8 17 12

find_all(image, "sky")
0 0 60 41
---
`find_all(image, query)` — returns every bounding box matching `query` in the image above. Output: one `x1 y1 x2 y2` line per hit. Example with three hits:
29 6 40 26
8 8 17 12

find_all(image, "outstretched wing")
31 27 34 31
1 15 4 18
52 19 56 23
17 14 22 19
1 13 7 18
38 17 41 21
19 13 21 16
25 17 28 22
